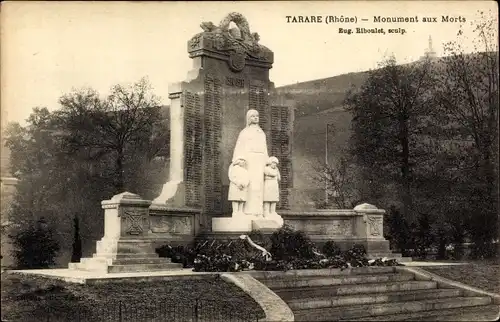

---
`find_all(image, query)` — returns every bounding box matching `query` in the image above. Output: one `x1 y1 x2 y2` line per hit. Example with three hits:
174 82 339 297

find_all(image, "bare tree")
311 147 361 209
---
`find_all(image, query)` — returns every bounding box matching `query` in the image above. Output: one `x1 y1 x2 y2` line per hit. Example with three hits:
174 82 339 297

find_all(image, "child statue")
228 156 250 216
263 156 281 218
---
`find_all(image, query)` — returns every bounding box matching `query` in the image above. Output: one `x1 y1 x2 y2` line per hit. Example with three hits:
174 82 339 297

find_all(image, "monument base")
252 219 281 232
211 215 283 233
212 216 253 232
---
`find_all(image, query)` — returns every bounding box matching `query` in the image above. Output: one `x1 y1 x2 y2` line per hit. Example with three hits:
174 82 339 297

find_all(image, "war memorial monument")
69 12 398 273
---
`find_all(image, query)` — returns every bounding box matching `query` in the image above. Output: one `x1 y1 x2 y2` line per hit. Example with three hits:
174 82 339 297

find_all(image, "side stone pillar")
353 203 392 256
69 192 182 273
96 192 152 254
153 87 187 207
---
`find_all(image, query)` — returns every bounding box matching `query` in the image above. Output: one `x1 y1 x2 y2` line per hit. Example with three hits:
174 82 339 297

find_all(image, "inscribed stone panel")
203 75 223 213
184 91 202 207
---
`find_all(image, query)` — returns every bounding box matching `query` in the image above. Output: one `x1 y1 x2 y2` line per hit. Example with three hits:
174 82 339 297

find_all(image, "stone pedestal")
212 217 253 232
252 219 282 232
69 192 182 273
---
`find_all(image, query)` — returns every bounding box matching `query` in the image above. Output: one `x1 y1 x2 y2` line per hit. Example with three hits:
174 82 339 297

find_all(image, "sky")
1 1 498 125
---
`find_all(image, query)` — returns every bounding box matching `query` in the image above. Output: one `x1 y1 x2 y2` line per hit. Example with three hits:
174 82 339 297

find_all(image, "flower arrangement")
156 226 403 272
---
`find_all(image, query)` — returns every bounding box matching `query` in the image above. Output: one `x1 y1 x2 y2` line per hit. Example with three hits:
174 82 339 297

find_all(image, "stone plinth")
69 192 182 273
252 219 282 232
281 204 402 258
212 217 253 232
211 216 281 233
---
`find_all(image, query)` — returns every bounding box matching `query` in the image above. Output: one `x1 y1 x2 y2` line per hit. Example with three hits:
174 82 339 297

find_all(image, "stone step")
275 281 438 299
111 257 173 265
346 303 500 321
107 263 182 273
68 261 108 273
368 253 403 258
83 256 172 265
286 288 463 310
293 297 492 321
115 243 155 254
367 254 413 262
252 266 396 280
409 305 500 321
264 273 414 289
93 253 159 259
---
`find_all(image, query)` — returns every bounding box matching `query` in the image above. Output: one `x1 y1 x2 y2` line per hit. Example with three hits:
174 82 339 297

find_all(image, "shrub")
385 206 411 254
269 225 317 260
470 241 498 260
156 227 403 272
322 241 342 257
10 218 60 269
156 244 198 268
248 230 272 250
343 244 368 267
414 212 434 259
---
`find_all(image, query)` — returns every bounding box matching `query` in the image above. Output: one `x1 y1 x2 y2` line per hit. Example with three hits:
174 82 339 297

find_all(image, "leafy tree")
4 78 170 264
10 218 60 269
5 108 71 228
434 10 498 257
345 56 436 222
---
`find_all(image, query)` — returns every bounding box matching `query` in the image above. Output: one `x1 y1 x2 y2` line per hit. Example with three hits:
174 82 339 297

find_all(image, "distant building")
421 35 438 60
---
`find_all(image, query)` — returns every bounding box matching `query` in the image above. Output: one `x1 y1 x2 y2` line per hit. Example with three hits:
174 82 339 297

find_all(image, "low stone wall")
280 204 395 257
87 193 398 263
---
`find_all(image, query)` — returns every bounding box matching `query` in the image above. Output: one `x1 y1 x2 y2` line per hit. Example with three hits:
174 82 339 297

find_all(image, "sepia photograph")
1 1 498 321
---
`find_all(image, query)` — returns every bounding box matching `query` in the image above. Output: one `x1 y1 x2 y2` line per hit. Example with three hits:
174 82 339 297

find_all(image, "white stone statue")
263 156 281 218
231 109 269 217
227 156 250 216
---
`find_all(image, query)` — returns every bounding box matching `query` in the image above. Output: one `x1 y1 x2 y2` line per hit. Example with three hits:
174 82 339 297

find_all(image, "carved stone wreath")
123 210 144 235
188 12 273 64
366 215 382 236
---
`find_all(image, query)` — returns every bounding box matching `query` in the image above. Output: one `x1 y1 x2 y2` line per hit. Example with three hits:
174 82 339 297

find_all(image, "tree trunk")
437 230 447 260
399 115 412 222
71 215 82 263
115 147 125 193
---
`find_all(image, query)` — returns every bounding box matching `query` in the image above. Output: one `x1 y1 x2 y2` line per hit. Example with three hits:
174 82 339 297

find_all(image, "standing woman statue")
231 109 269 217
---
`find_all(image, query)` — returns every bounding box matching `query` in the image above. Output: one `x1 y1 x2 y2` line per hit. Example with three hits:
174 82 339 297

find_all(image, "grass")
423 259 500 294
1 272 265 321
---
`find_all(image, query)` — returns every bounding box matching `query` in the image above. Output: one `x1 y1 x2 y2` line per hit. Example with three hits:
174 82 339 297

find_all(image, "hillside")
276 52 497 118
274 71 369 117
